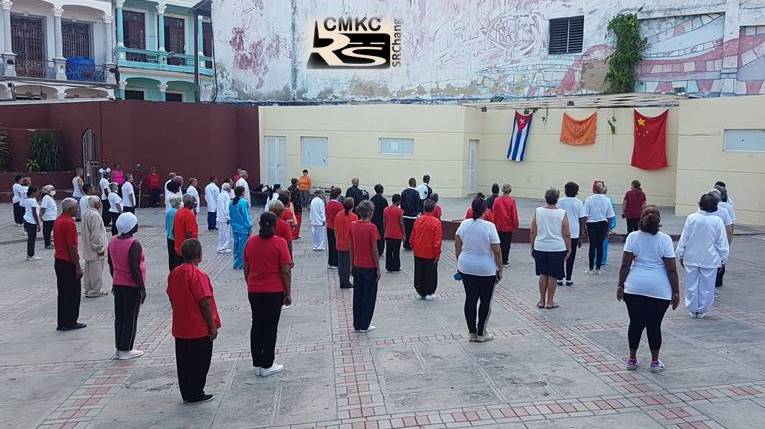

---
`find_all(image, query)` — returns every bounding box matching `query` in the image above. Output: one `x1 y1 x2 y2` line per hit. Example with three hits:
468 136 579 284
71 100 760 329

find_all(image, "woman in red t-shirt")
243 212 293 377
383 194 405 272
350 200 381 332
277 191 299 240
335 197 358 289
325 187 344 269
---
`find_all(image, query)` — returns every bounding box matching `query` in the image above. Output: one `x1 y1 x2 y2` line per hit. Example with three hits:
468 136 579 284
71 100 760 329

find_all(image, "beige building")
259 94 765 226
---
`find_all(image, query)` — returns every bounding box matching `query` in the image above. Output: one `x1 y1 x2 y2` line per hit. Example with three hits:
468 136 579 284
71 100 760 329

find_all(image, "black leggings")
24 221 37 257
624 293 670 351
249 292 284 369
564 238 579 281
114 286 142 351
498 231 513 265
586 221 608 270
462 274 496 336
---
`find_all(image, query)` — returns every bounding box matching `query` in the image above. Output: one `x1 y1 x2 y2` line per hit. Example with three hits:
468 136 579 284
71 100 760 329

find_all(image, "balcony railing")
13 58 108 83
118 47 214 75
15 59 51 79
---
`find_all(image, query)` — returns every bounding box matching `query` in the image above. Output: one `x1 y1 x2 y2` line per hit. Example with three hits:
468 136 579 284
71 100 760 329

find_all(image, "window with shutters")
11 14 46 78
165 16 186 65
548 16 584 54
62 21 91 58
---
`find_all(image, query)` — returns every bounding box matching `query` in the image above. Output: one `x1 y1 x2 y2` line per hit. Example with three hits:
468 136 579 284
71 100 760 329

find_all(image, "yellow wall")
675 97 765 225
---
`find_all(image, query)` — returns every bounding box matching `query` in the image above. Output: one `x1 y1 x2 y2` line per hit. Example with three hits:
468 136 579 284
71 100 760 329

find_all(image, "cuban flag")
507 111 533 162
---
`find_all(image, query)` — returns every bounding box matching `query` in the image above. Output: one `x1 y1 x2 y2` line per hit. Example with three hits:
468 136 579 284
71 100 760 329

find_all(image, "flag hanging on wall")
632 110 668 170
507 111 533 162
560 112 597 145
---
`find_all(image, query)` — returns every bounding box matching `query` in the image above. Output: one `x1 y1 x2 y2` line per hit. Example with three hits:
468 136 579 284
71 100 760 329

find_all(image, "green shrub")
29 132 63 171
24 159 40 172
605 13 647 94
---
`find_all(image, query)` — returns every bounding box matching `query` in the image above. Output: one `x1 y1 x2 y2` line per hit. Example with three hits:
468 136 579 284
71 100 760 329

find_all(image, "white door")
467 140 479 194
264 136 287 186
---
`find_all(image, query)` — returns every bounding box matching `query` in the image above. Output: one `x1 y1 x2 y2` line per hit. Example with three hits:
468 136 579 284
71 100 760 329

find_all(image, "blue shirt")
229 198 252 234
165 207 177 240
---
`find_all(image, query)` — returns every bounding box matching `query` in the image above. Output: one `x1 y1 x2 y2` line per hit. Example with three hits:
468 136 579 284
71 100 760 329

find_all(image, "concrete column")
52 7 66 80
158 82 167 101
196 15 204 57
156 3 166 52
103 14 116 83
1 0 15 77
117 80 126 99
115 0 125 59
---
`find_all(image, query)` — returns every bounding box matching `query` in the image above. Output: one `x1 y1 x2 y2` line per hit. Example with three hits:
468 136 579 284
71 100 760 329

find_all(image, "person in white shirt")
22 186 42 260
557 182 587 286
99 171 111 227
107 182 123 236
185 178 201 215
204 176 220 231
310 189 327 251
72 168 85 202
709 187 734 291
530 188 571 310
121 174 136 213
416 174 432 202
265 184 281 211
617 207 679 373
165 177 184 211
79 184 94 221
12 174 24 226
677 193 730 319
236 170 251 206
455 197 502 343
583 181 615 274
39 185 58 249
216 182 233 253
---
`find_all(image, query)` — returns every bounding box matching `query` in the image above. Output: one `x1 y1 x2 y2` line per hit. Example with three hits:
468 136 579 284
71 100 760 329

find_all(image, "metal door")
11 14 45 77
265 136 287 186
467 140 479 194
82 129 99 186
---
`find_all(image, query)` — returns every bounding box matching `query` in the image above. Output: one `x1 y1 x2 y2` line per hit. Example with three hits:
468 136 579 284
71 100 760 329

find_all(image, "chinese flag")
632 110 668 170
560 112 597 145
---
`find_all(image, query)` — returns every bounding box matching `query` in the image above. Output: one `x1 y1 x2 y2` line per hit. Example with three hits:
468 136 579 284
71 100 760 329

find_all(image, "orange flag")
560 112 597 145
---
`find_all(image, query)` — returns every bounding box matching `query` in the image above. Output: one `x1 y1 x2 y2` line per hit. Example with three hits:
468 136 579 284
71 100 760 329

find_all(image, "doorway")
264 136 287 187
467 139 479 194
82 129 99 186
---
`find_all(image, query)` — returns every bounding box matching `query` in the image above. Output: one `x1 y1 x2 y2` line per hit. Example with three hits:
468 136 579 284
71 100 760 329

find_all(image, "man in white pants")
310 189 326 251
677 193 730 319
216 183 233 253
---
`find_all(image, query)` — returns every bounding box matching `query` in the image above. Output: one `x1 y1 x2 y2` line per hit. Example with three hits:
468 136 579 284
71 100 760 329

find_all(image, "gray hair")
109 182 119 191
356 200 374 219
269 199 284 214
501 183 512 194
87 195 100 208
544 188 560 205
708 188 722 201
41 184 55 195
169 195 183 208
351 177 360 186
221 182 231 192
61 197 78 212
182 194 196 207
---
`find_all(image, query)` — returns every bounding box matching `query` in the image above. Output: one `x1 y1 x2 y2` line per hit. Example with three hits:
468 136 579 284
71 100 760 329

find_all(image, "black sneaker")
566 281 574 286
59 323 87 331
186 394 214 404
556 280 563 286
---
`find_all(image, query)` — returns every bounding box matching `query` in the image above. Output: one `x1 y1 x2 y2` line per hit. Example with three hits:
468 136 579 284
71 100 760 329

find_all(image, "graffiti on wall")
211 0 765 102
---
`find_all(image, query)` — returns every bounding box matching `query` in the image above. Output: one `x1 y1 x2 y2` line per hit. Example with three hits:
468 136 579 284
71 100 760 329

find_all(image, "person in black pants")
351 201 381 332
384 194 404 273
54 198 86 331
583 181 615 274
12 174 24 226
586 221 608 272
370 184 388 255
400 178 420 250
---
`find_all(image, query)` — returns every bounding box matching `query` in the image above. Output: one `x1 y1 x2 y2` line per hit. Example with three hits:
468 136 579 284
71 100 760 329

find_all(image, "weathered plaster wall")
213 0 765 102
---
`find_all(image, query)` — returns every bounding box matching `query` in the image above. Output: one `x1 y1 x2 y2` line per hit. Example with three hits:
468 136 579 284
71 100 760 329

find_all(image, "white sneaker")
281 305 291 310
697 312 707 319
117 350 144 360
360 325 376 333
254 366 262 376
26 256 42 261
424 294 436 300
260 364 283 376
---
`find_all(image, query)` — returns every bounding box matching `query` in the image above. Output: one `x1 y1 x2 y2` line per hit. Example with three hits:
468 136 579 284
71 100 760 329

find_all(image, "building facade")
212 0 765 102
0 0 115 100
115 0 214 102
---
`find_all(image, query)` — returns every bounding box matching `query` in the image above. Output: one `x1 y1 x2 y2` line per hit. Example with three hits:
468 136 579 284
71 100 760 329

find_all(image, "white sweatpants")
312 225 326 250
217 221 231 252
685 265 718 315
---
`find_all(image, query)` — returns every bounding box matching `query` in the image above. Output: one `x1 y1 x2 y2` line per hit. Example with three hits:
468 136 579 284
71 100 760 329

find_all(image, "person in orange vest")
411 200 442 300
297 169 312 211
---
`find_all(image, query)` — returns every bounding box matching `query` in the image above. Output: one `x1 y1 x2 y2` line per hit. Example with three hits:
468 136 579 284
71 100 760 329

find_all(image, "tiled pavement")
2 204 765 429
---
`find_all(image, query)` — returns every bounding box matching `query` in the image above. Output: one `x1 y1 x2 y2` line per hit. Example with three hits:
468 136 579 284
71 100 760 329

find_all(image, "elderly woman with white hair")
166 195 183 272
82 196 109 298
216 182 233 253
39 185 58 249
108 212 147 360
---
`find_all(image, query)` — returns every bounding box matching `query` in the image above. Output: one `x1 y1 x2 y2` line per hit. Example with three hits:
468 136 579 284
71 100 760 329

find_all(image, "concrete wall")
675 96 765 225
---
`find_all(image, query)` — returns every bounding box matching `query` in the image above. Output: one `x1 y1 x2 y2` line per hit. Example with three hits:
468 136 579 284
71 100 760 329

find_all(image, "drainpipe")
194 13 200 102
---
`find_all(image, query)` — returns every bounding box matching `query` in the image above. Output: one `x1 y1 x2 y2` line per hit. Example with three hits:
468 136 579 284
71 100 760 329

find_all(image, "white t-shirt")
204 183 220 213
166 191 183 210
711 207 732 226
108 192 122 213
72 176 84 198
235 178 251 203
121 182 135 207
456 219 501 276
557 196 585 239
23 198 39 224
19 185 29 203
623 231 675 300
12 183 22 204
719 201 735 223
99 177 110 200
533 207 566 252
186 185 200 214
40 194 58 221
416 183 431 200
584 194 615 223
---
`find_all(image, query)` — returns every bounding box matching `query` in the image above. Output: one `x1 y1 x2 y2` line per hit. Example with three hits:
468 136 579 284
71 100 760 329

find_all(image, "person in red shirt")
430 193 443 220
167 239 221 404
350 200 381 332
269 199 293 256
492 184 520 266
623 180 647 234
383 194 405 272
325 187 343 269
335 198 358 289
465 193 495 223
411 200 443 299
146 167 162 208
277 191 299 240
54 198 86 331
174 195 199 259
244 212 293 376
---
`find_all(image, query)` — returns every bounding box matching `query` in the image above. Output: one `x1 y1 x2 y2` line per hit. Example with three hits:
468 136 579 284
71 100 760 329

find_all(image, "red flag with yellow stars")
632 110 668 170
